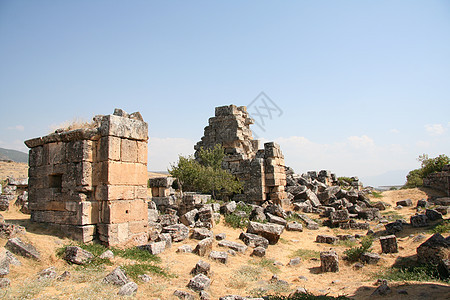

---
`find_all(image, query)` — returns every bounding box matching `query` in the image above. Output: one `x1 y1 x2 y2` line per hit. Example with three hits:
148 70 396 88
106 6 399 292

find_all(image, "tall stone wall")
195 105 286 204
24 109 149 246
423 164 450 196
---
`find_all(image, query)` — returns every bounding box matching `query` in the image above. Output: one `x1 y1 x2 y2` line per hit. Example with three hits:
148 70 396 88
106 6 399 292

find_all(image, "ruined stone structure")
423 164 450 196
195 105 287 204
24 109 149 246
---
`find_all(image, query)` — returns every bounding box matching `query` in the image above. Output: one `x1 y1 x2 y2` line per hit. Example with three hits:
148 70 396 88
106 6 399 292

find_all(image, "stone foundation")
423 164 450 196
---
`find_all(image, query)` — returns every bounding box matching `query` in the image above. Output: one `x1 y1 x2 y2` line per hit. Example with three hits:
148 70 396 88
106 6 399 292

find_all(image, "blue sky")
1 1 449 187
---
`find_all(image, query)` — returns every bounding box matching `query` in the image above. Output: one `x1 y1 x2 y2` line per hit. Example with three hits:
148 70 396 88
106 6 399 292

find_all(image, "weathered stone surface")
162 224 189 242
158 233 172 249
358 208 381 221
57 270 71 281
239 232 269 249
174 289 195 300
118 281 138 296
180 209 198 227
251 246 266 257
6 238 40 260
339 222 370 230
385 220 405 234
200 290 211 300
329 209 350 225
191 228 214 240
396 199 413 207
38 266 57 279
63 246 94 265
0 278 10 289
266 213 287 226
417 233 450 265
380 235 398 253
417 199 429 208
361 252 381 264
425 209 443 221
0 249 10 277
103 267 128 285
320 251 339 272
177 245 193 253
99 250 114 260
218 240 247 253
191 260 210 276
187 273 211 292
246 221 284 245
215 233 226 241
286 222 303 232
0 223 26 239
194 238 213 257
410 214 429 227
0 196 10 211
139 241 166 255
438 259 450 279
372 280 391 296
288 257 301 266
209 251 228 264
297 214 319 230
316 234 338 244
221 201 236 215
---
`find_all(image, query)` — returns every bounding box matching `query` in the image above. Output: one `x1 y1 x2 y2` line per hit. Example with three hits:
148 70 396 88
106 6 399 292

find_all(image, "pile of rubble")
0 177 29 213
285 168 376 228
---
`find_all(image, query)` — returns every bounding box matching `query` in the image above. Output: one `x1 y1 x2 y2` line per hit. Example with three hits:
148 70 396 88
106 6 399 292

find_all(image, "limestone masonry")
195 105 287 204
24 109 149 246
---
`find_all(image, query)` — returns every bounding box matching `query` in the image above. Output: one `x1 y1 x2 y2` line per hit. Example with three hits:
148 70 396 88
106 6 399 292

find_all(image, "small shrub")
338 239 357 248
343 236 373 262
370 191 383 198
290 249 320 260
337 177 353 187
378 258 449 283
381 210 403 221
224 213 249 229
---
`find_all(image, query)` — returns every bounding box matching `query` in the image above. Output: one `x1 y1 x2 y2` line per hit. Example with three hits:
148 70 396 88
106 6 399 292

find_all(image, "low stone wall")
423 164 450 196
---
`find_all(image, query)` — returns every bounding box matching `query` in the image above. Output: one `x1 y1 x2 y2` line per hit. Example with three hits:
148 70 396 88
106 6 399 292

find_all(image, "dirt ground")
0 188 449 299
0 161 28 182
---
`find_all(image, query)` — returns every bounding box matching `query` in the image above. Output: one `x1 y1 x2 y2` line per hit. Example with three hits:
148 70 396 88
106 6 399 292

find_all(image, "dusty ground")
0 188 449 299
0 161 28 182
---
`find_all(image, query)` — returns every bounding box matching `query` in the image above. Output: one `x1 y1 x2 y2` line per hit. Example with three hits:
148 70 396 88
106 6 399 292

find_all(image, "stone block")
246 221 284 245
100 114 148 141
121 139 138 162
194 237 213 256
410 214 429 227
140 241 166 255
209 251 228 264
29 146 44 167
107 161 147 185
63 246 94 264
239 232 269 248
191 260 210 275
187 274 211 292
380 235 398 253
100 200 147 224
320 251 339 272
316 235 338 244
416 233 450 265
218 240 247 253
98 136 121 162
46 142 66 165
137 141 148 164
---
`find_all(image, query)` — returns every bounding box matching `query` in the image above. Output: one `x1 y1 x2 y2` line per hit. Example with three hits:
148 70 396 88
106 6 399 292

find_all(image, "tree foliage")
169 144 242 199
404 154 449 188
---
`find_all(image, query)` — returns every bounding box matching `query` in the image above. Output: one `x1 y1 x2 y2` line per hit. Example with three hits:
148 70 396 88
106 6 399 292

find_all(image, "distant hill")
0 147 28 163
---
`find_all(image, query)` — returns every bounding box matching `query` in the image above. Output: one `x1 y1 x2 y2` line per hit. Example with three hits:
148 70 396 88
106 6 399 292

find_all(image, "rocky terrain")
0 171 449 299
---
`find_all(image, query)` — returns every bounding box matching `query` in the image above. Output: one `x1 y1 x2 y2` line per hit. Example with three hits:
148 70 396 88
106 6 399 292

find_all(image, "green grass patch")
249 280 291 298
343 236 373 262
429 219 450 234
112 247 161 263
378 258 449 283
370 191 383 198
249 258 281 274
121 263 172 281
290 249 320 260
265 293 351 300
337 239 357 248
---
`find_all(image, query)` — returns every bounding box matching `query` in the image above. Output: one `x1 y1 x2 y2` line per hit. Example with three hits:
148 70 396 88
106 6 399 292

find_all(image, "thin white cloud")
389 129 400 134
148 137 195 171
7 125 25 131
425 124 445 136
347 135 375 149
416 140 430 148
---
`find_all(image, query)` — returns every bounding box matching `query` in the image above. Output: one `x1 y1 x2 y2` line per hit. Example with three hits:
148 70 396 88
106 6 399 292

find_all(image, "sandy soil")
0 188 449 299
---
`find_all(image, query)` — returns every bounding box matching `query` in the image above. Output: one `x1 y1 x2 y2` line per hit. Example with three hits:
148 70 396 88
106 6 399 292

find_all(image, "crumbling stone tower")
25 109 149 246
195 105 287 204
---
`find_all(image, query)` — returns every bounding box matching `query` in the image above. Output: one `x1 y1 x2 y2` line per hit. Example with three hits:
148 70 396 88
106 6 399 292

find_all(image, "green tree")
403 154 449 188
168 145 242 199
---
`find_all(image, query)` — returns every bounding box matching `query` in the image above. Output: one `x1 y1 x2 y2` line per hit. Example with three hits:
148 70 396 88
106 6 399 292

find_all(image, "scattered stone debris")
372 279 391 295
118 281 138 296
174 289 195 300
191 260 211 276
416 233 450 265
209 251 228 264
63 246 94 265
194 238 213 256
103 267 128 286
187 273 211 292
5 237 40 260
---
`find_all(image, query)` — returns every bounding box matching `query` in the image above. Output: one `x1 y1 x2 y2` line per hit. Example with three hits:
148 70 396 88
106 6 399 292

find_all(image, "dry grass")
49 118 96 133
0 161 28 181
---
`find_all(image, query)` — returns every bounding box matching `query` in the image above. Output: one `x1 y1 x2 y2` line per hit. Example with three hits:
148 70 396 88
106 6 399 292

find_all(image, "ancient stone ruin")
24 109 149 246
195 105 287 204
423 164 450 196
